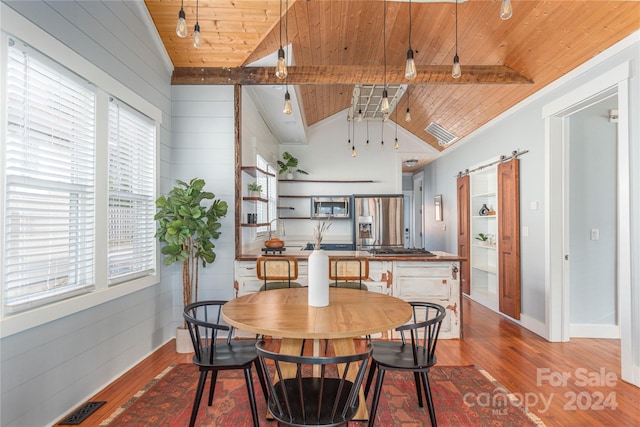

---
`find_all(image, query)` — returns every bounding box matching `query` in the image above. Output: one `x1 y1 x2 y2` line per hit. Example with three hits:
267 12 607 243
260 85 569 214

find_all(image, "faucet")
267 218 285 240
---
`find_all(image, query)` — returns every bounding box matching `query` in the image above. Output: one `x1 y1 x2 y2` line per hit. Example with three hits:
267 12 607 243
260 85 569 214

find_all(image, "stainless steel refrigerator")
353 195 404 250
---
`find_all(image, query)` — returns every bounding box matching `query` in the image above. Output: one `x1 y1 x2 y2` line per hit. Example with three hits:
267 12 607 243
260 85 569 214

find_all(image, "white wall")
279 111 413 242
422 34 639 348
0 2 174 426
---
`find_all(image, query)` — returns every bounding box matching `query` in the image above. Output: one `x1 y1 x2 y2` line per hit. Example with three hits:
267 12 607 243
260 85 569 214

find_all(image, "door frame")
542 62 635 384
412 172 425 248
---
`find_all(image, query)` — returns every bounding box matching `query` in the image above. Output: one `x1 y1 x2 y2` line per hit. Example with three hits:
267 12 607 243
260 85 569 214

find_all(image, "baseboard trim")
570 323 620 339
519 313 548 339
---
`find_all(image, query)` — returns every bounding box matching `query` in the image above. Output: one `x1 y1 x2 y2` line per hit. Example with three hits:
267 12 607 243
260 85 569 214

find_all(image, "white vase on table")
308 249 329 307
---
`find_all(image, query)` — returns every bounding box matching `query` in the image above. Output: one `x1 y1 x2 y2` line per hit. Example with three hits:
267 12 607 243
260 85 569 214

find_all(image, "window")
256 155 277 234
2 36 158 316
3 39 96 312
107 99 156 284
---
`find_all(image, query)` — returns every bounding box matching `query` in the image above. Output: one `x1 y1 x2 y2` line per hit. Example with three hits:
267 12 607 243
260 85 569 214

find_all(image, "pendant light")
451 0 461 79
176 0 187 38
405 0 417 80
500 0 513 20
405 86 412 122
283 87 292 115
193 0 202 48
356 91 363 122
380 0 390 114
380 120 385 150
394 108 399 149
351 118 357 157
276 0 288 79
282 1 291 114
366 120 370 149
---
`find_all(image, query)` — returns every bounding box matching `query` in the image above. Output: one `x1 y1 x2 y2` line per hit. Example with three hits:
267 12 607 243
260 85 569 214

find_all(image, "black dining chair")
256 340 372 427
183 300 268 427
364 302 446 427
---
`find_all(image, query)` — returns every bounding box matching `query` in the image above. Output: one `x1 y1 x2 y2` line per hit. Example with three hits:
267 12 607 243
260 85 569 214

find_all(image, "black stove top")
367 247 435 256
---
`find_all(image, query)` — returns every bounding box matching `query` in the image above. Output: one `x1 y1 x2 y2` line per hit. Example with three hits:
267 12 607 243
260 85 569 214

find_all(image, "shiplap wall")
170 85 237 304
0 2 173 426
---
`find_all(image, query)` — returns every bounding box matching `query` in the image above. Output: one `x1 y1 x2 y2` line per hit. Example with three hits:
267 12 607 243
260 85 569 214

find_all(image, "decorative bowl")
265 238 285 249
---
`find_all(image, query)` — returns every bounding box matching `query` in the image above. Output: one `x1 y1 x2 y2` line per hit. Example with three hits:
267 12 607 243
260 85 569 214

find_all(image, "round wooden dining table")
222 287 412 421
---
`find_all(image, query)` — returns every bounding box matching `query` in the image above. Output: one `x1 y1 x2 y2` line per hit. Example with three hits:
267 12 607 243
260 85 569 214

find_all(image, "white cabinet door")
393 262 461 339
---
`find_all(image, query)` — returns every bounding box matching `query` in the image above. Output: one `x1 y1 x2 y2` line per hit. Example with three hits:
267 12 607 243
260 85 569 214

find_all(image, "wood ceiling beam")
171 65 533 85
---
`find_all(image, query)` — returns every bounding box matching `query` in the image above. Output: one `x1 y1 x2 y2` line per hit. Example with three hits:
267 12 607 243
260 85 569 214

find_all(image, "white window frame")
0 5 161 338
256 154 277 236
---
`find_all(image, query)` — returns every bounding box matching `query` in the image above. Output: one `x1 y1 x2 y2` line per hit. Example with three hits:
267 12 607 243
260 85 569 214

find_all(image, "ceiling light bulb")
276 47 287 79
452 54 461 79
176 8 187 38
283 91 292 115
366 139 370 149
405 107 412 123
500 0 513 20
381 89 390 114
193 23 202 48
394 138 399 149
405 49 417 80
351 147 357 157
357 109 363 123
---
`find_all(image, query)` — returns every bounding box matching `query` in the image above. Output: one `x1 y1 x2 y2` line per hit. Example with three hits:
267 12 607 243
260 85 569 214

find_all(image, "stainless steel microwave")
310 196 351 218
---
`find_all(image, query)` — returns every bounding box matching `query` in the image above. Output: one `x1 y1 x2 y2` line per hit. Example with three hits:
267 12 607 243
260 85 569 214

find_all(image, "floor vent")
59 401 106 425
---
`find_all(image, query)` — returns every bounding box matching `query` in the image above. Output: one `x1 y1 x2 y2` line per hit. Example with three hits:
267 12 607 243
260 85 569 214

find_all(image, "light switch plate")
591 228 599 240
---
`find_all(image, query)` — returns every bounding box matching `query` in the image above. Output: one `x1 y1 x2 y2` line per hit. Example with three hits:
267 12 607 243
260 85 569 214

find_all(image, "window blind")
107 99 156 285
3 39 96 312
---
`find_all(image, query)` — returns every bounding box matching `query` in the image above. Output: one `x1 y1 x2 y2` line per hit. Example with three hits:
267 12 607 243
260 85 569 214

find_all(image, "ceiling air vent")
424 122 458 146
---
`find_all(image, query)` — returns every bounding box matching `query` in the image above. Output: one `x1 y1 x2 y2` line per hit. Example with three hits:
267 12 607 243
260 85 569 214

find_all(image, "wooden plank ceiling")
145 0 640 153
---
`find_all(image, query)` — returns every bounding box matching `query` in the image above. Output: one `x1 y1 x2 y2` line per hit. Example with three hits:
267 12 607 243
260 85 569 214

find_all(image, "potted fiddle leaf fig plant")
277 151 309 180
155 178 228 352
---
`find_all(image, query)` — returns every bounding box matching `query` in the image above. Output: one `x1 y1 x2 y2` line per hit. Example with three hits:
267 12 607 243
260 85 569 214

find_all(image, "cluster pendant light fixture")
192 0 202 48
351 120 357 157
500 0 513 20
405 0 417 80
380 0 390 114
276 0 288 79
176 0 187 38
452 0 461 79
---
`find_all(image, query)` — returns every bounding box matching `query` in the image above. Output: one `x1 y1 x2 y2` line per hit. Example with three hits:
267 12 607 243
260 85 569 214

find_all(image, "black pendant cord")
279 0 283 49
383 0 387 91
455 0 458 57
408 0 412 51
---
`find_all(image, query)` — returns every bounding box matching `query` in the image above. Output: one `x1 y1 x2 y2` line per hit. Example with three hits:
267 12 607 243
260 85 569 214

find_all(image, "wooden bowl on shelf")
264 238 285 249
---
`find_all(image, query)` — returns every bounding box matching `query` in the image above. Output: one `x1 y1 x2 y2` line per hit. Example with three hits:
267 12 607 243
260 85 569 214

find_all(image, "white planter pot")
175 326 194 353
286 172 294 180
308 249 329 307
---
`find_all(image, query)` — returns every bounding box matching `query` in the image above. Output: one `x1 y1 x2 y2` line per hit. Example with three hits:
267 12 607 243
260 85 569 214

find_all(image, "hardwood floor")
58 297 639 426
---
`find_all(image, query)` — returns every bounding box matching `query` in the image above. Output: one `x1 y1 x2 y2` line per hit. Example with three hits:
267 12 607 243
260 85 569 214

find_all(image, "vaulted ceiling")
145 0 639 161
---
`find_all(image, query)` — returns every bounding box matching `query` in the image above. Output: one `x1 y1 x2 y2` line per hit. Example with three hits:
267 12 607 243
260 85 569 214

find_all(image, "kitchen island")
235 248 464 339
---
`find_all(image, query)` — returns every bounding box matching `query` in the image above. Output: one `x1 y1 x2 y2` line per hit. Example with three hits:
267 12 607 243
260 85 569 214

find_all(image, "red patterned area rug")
101 363 545 426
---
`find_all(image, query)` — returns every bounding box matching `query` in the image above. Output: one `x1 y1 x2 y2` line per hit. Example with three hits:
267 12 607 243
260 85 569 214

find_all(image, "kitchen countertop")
236 247 465 262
